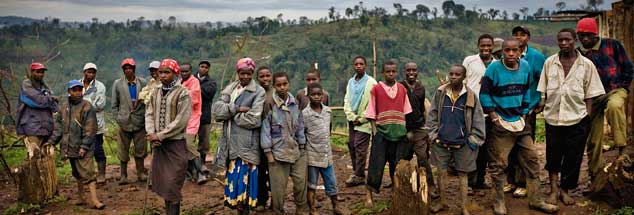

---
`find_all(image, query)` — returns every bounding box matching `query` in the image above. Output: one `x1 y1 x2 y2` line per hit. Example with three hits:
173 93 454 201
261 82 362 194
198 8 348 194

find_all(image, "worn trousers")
545 117 590 190
268 152 308 213
185 134 200 160
469 117 493 187
93 133 106 162
256 147 270 207
488 123 540 183
587 88 629 177
117 129 147 162
505 112 535 187
366 132 409 193
403 128 435 186
348 122 371 177
197 123 212 156
308 165 338 196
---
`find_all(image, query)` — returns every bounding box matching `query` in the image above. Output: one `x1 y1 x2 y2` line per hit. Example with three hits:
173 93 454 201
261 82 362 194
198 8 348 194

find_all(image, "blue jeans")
308 165 338 196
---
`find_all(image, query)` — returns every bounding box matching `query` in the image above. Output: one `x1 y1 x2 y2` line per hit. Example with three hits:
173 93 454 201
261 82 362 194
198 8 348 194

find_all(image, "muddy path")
0 143 616 215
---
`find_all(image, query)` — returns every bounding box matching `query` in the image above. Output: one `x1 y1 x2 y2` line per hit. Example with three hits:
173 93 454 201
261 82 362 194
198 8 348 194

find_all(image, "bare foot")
560 191 575 205
461 208 471 215
365 191 374 208
546 191 558 205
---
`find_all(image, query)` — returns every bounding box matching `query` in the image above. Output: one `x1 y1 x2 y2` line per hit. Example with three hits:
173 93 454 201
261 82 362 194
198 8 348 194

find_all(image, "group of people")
16 58 218 213
15 17 632 215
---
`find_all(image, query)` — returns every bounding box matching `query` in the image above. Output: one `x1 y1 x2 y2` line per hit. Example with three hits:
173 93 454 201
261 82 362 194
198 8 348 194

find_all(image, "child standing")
261 72 308 214
426 65 486 215
46 80 105 209
303 83 343 215
364 61 412 208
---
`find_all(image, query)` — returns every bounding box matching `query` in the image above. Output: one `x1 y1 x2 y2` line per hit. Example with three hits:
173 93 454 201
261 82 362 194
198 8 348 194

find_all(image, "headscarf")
160 58 181 75
235 57 256 71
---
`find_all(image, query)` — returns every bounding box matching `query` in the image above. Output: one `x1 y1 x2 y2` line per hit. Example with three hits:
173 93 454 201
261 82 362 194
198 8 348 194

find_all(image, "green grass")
352 199 390 215
2 202 41 215
594 206 634 215
535 117 546 144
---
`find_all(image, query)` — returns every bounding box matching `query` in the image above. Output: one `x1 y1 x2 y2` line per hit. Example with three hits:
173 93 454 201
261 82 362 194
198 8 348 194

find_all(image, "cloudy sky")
0 0 618 23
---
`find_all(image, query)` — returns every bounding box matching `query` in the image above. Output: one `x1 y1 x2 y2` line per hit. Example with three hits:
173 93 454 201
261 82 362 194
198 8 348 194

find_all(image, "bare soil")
0 143 618 215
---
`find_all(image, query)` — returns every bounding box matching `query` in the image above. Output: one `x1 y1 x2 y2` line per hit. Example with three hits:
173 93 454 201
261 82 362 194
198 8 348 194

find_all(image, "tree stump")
16 155 58 204
392 159 428 215
588 145 634 208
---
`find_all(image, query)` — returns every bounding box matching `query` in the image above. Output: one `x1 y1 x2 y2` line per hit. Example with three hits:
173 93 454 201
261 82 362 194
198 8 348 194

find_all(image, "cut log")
16 155 58 204
588 145 634 208
392 159 428 215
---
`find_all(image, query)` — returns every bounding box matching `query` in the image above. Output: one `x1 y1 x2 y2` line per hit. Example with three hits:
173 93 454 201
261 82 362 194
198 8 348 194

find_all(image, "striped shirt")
302 105 333 168
480 60 531 122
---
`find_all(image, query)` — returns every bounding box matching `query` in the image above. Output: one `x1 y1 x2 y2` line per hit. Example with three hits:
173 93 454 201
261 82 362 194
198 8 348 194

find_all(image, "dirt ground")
0 143 619 215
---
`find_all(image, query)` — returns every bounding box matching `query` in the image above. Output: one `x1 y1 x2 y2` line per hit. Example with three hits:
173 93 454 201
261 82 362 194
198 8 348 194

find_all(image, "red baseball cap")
30 62 47 71
121 58 136 68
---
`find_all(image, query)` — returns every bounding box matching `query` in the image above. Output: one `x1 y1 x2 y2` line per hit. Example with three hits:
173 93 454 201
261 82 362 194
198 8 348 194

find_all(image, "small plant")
352 199 390 215
2 202 41 215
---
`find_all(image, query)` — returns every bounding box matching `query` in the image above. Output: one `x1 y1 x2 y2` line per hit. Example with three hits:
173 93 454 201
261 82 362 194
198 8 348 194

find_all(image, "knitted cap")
576 18 598 34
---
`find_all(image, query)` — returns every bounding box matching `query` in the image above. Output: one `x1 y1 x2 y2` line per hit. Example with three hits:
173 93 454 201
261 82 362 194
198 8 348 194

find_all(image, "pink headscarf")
235 57 256 71
160 58 181 75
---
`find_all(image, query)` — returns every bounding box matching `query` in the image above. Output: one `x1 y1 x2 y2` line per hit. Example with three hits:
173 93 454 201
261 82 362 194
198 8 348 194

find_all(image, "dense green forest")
0 2 577 117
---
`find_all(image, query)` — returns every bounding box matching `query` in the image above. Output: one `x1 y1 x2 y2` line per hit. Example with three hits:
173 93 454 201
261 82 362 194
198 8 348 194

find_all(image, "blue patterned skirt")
224 158 259 210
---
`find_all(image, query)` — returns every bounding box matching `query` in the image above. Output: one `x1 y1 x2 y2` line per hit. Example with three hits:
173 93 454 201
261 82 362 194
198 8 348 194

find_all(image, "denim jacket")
261 93 306 163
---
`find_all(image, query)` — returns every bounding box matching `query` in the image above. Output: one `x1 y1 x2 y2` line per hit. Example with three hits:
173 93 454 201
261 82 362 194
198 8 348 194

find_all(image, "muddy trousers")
487 124 540 186
586 88 629 178
403 129 435 186
469 118 493 187
268 152 308 214
366 132 409 193
503 113 535 188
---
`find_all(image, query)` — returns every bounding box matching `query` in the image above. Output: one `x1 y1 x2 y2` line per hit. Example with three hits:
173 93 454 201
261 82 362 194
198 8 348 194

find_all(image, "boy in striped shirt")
480 39 558 215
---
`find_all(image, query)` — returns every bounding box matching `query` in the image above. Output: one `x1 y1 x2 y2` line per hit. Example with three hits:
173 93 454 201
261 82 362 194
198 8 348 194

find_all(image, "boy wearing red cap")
112 58 148 185
576 17 634 180
145 59 192 215
17 62 59 159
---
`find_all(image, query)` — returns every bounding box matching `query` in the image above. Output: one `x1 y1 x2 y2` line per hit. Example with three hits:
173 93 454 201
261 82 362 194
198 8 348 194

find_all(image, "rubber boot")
96 160 106 184
493 178 507 215
430 169 448 213
72 182 86 205
527 178 559 214
88 182 106 209
118 161 129 185
135 157 147 182
330 195 344 215
307 189 318 215
194 159 208 185
459 173 471 215
166 200 181 215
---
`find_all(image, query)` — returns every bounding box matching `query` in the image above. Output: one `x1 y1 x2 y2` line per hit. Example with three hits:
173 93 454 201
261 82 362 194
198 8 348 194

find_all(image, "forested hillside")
0 6 575 112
